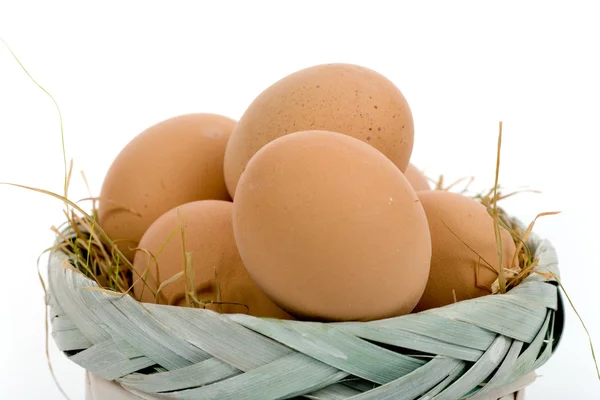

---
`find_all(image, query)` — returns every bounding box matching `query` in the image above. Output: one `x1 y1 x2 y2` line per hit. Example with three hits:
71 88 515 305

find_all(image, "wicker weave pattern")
48 223 561 400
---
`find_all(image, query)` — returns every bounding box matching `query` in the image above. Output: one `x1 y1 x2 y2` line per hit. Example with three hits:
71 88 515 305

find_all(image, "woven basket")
48 217 563 400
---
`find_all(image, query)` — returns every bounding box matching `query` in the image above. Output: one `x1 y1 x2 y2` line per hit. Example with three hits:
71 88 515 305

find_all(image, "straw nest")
47 214 563 400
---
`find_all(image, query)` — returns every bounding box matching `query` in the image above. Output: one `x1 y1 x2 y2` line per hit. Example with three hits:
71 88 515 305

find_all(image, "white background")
1 1 599 399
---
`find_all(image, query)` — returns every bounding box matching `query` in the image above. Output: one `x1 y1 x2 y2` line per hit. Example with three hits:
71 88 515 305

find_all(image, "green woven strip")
111 337 149 360
52 326 92 351
119 358 240 393
501 312 552 385
431 335 512 400
349 357 465 399
161 353 347 400
71 273 198 370
468 340 524 399
350 313 498 350
504 281 558 310
148 305 292 370
50 259 111 343
531 329 555 372
231 314 424 384
340 379 377 392
70 340 155 380
334 323 485 362
302 383 362 399
50 313 77 331
421 362 467 398
427 292 547 342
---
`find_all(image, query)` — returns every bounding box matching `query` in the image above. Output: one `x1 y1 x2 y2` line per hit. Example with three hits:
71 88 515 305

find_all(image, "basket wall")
48 219 562 400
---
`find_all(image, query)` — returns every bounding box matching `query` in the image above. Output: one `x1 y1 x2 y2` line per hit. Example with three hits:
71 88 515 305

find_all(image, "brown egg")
233 130 431 322
404 163 431 191
132 200 292 319
98 113 235 261
413 191 517 312
224 63 414 198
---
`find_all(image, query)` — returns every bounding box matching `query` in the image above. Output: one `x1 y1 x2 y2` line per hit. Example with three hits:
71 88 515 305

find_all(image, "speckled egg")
224 63 414 197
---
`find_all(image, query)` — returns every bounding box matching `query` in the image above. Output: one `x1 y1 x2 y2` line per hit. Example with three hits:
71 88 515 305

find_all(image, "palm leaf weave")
48 218 562 399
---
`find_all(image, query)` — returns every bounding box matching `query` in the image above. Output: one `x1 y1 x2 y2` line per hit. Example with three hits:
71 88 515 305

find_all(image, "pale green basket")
48 217 563 400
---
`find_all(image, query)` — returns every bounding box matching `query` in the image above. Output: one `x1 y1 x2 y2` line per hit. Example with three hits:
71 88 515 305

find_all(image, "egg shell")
98 113 235 261
404 163 431 192
132 200 292 319
224 63 414 198
232 130 431 322
413 191 517 312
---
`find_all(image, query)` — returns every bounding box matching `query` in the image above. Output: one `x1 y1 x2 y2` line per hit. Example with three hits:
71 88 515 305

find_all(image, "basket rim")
46 214 564 340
